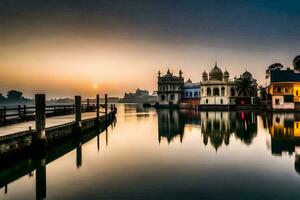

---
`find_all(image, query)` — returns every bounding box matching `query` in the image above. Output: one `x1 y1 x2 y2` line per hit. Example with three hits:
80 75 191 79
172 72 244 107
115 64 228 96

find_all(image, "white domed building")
200 63 238 105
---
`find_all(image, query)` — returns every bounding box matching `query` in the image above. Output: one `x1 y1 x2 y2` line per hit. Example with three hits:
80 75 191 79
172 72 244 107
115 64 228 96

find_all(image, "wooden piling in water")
105 94 108 122
35 94 46 144
87 99 90 110
96 94 100 118
75 96 82 128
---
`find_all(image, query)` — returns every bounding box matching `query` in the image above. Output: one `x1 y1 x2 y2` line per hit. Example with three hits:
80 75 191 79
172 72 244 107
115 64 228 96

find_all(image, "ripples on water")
1 104 300 200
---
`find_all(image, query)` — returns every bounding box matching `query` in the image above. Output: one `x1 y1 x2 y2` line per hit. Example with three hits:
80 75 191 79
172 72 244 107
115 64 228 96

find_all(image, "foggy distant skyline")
0 0 299 98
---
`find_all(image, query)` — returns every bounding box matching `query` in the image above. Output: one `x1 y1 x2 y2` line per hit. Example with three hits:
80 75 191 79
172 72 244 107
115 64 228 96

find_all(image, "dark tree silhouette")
293 55 300 71
266 63 284 74
0 93 5 102
259 85 267 100
236 77 257 97
7 90 23 101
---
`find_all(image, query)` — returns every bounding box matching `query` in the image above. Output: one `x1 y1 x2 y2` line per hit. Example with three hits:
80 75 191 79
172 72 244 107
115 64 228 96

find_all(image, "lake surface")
1 104 300 200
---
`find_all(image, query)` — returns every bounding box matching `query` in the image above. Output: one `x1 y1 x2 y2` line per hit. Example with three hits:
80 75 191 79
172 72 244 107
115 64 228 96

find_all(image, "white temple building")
200 62 237 105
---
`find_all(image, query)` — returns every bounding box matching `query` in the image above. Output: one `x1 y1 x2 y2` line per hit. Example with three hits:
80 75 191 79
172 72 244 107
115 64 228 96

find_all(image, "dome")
209 64 223 81
202 70 208 77
242 70 252 79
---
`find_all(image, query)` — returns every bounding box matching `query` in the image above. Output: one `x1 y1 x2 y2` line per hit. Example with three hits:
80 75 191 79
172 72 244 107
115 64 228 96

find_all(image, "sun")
93 84 98 89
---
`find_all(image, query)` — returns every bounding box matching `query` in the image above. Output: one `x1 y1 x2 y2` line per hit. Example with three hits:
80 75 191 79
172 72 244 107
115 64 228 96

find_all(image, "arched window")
161 95 165 101
221 87 225 96
207 88 211 96
194 91 198 97
206 99 209 104
213 88 220 96
230 88 235 96
185 92 188 97
221 99 223 104
189 92 192 97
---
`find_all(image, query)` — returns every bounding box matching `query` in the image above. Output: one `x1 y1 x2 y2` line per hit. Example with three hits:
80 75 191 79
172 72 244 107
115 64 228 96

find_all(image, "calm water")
1 104 300 200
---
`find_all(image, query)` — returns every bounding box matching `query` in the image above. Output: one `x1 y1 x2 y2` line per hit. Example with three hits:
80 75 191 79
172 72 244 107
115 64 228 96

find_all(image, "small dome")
242 70 252 79
202 70 208 77
209 64 223 81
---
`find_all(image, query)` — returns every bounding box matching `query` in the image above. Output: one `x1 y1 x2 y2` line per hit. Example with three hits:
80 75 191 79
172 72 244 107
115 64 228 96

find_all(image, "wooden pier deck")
0 93 117 158
0 112 102 137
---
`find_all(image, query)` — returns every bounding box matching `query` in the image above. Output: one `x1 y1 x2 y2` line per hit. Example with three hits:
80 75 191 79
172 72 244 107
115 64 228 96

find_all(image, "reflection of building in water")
201 112 233 149
267 113 300 175
123 104 150 121
157 109 257 147
157 109 185 143
201 111 257 150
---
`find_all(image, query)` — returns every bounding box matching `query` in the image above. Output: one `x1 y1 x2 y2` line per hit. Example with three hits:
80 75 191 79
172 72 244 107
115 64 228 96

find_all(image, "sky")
0 0 300 98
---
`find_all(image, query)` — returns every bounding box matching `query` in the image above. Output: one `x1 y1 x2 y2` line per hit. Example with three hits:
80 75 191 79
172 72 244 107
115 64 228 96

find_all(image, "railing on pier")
0 99 114 127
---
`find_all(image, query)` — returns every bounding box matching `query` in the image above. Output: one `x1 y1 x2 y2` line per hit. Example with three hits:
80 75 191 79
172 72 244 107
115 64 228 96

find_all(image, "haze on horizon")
0 0 299 98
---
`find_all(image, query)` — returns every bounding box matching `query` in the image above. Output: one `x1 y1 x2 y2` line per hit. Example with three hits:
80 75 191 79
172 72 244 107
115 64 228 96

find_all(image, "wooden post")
18 105 21 118
96 94 100 118
72 104 75 114
75 96 82 127
105 94 108 122
23 105 27 118
110 104 113 112
35 94 46 141
87 99 90 110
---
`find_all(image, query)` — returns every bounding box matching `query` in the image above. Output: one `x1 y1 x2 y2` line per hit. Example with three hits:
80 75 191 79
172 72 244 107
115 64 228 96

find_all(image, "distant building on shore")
266 69 300 110
156 62 258 108
181 79 200 105
157 69 184 106
200 62 237 105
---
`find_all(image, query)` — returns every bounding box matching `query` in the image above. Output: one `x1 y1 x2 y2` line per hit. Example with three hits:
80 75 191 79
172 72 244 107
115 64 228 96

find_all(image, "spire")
179 69 183 77
158 70 161 77
215 60 218 67
167 68 170 74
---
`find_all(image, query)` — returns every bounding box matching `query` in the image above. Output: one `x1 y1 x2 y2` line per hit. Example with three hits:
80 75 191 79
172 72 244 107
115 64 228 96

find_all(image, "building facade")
157 69 184 106
181 79 200 105
266 69 300 110
200 63 237 105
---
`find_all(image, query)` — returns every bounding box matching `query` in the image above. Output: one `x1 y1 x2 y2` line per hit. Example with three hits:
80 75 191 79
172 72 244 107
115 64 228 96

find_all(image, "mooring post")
18 105 21 118
105 94 108 122
35 94 46 143
72 104 75 114
75 96 82 128
96 94 100 118
23 105 27 118
87 99 90 111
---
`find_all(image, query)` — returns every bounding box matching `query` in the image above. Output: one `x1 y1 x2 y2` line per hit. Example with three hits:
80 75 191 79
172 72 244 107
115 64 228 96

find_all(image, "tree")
266 63 283 74
0 93 5 102
235 77 257 97
258 85 268 100
7 90 23 101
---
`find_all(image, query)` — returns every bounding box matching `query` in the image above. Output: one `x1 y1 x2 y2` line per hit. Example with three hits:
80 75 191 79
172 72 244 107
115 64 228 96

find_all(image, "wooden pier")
0 94 117 158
